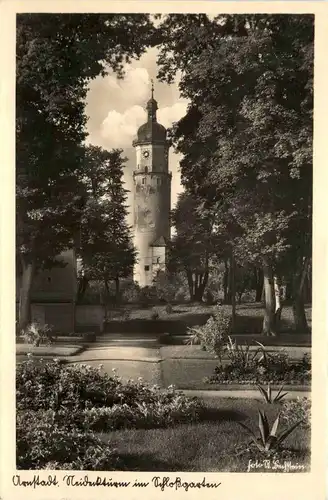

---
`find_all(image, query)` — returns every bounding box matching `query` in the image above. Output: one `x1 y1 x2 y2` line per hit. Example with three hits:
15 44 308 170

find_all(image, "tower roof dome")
133 81 167 146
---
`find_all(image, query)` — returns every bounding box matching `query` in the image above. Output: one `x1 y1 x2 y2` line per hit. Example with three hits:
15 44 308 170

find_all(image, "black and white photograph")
0 2 327 498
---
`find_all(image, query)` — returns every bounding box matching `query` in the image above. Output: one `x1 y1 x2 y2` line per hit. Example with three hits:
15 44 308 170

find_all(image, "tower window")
144 166 148 173
157 178 161 185
142 178 145 185
144 265 150 271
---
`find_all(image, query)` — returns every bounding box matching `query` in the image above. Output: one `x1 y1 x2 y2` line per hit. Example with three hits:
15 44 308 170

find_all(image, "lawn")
99 302 312 335
99 398 311 472
17 359 310 472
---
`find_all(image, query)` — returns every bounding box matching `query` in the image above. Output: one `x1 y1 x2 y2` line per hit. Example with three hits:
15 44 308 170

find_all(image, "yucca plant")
257 383 288 404
21 322 55 347
226 337 260 370
238 410 303 454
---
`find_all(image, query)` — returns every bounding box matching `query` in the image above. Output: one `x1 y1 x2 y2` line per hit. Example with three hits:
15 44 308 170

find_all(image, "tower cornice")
132 138 169 147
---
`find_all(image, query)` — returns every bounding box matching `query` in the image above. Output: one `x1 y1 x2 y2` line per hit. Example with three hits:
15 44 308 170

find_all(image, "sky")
85 46 188 226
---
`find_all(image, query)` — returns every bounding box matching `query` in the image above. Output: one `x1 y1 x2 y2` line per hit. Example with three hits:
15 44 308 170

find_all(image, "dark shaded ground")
98 398 311 472
76 303 312 336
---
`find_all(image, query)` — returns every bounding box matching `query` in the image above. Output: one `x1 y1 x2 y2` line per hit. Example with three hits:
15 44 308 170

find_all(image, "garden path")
63 331 311 389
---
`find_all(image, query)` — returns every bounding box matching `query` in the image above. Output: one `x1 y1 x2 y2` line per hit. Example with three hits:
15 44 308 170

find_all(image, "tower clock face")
143 150 150 158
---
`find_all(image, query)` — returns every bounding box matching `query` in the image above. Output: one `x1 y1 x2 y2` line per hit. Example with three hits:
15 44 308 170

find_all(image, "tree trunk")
223 259 229 303
18 258 36 331
194 270 209 302
115 275 120 302
230 251 236 331
100 281 108 333
273 274 283 331
303 263 312 303
292 257 309 332
199 269 209 301
292 297 308 332
186 269 194 301
255 268 264 302
285 281 292 301
103 279 111 301
193 273 200 301
77 275 89 302
262 259 276 336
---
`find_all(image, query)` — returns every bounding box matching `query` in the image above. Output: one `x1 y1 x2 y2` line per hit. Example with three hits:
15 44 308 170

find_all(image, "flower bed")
16 358 204 469
206 359 311 386
17 409 122 470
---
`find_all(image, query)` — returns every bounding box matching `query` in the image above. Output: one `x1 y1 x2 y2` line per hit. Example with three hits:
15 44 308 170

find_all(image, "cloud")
158 101 189 129
85 48 189 214
99 99 188 149
100 105 147 148
103 66 151 108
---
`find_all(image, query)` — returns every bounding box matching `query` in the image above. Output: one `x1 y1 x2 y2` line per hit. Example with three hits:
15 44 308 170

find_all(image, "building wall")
16 250 77 332
16 249 77 304
29 249 77 302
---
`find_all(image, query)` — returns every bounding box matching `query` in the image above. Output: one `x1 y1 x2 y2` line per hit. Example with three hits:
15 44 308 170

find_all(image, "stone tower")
132 83 171 287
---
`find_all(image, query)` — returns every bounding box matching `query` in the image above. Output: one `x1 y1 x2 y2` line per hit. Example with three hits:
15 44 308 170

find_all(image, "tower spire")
146 78 158 122
151 78 154 99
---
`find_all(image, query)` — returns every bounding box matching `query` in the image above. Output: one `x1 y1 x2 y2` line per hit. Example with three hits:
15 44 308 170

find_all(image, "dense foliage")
156 14 313 334
77 145 136 305
169 192 222 301
187 306 232 360
16 358 204 469
280 397 311 429
16 14 154 329
17 410 121 470
207 350 311 385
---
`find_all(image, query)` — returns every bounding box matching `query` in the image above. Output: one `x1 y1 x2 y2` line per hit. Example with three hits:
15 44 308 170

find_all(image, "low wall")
75 304 105 328
30 303 74 333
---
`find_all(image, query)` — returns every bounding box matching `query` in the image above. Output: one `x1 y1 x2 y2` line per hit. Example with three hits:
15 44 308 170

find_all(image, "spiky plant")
257 383 288 404
238 410 303 455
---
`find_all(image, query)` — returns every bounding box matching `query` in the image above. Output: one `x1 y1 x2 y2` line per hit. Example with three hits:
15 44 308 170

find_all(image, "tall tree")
16 14 154 329
77 146 136 306
169 192 219 302
156 14 313 334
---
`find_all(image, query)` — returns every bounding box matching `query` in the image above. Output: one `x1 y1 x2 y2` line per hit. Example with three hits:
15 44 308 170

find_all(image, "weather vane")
151 79 154 98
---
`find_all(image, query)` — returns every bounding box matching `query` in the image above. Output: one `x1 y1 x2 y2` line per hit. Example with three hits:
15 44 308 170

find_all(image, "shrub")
280 398 311 429
259 348 291 374
138 287 152 308
17 409 121 470
17 359 122 411
21 322 56 346
204 289 215 305
17 360 205 469
302 353 311 370
174 287 189 303
151 309 160 320
80 394 204 431
121 281 141 303
17 360 204 429
165 303 173 314
153 272 177 303
187 306 232 361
